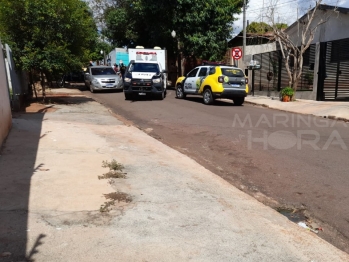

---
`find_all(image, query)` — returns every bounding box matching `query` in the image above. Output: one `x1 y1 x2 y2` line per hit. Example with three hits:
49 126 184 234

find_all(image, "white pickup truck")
123 47 167 100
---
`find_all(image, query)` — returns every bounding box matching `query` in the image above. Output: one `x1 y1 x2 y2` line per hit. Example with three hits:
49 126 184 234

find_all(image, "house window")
187 68 199 77
198 67 208 77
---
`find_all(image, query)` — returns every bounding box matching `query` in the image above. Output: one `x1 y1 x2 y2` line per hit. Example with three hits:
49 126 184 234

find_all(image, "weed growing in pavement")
98 160 131 212
100 200 115 212
102 159 124 171
105 191 132 203
99 171 126 179
98 159 127 180
99 191 133 212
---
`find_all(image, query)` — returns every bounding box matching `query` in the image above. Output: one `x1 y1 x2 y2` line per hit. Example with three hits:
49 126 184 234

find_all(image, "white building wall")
232 43 278 69
286 9 349 45
232 43 278 86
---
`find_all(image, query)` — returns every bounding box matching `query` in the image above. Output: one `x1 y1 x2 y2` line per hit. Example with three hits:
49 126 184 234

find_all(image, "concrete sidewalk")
245 95 349 121
0 92 349 261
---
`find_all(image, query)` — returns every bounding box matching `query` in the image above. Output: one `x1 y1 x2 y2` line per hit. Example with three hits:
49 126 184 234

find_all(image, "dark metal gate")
318 38 349 101
252 51 281 93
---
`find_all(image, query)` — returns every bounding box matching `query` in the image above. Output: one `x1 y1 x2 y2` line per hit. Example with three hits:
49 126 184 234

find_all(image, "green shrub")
280 87 294 97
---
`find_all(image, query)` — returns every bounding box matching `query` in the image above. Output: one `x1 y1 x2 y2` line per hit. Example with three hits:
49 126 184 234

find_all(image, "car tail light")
245 78 248 84
218 76 224 83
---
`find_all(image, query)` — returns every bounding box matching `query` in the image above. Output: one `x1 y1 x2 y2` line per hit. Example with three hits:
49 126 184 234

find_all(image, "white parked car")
84 66 123 93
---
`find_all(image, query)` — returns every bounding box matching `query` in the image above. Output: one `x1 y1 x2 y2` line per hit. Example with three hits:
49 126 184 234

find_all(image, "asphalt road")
83 88 349 252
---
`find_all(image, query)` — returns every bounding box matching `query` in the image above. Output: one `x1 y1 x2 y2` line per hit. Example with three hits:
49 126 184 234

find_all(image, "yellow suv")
175 65 248 105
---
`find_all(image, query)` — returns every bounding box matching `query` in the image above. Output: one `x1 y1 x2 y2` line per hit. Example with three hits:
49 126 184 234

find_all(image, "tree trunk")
29 70 38 101
40 71 46 102
271 0 327 101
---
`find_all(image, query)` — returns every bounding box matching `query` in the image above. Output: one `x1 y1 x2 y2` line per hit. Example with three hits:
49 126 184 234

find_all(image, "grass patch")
98 171 126 179
98 159 126 180
102 159 124 171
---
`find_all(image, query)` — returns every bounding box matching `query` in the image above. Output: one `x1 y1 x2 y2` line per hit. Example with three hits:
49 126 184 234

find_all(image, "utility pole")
243 0 246 60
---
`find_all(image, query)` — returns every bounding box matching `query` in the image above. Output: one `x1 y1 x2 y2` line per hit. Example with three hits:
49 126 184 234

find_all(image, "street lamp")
100 50 105 65
171 30 182 78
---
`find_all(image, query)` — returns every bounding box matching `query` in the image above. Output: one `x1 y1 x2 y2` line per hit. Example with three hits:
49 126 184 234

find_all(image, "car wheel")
176 85 186 99
203 88 214 105
233 97 245 106
157 91 165 100
125 93 132 100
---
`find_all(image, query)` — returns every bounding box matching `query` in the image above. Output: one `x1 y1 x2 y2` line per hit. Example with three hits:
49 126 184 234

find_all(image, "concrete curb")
245 98 349 123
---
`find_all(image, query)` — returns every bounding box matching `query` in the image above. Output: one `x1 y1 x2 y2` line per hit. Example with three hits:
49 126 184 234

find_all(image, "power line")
247 0 342 13
233 0 342 36
246 0 312 13
244 0 337 24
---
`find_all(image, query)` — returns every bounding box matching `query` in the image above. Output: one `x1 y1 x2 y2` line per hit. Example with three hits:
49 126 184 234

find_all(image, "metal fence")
4 44 28 110
251 44 316 94
0 38 12 147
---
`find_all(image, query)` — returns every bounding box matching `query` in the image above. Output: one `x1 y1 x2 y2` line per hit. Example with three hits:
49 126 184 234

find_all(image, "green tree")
0 0 98 97
275 23 288 30
102 1 139 47
101 0 245 61
247 22 273 34
174 0 244 61
90 40 113 63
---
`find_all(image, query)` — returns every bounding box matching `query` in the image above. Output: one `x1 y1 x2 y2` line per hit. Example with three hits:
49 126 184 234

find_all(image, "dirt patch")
23 95 94 113
41 211 114 228
25 103 58 113
277 207 307 223
104 192 132 203
100 192 133 213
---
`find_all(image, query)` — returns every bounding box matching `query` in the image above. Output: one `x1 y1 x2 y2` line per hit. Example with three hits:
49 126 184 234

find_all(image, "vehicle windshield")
129 63 160 73
221 68 244 77
91 67 116 75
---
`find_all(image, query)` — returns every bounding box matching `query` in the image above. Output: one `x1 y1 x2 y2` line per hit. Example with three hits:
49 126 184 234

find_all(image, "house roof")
228 31 275 47
286 4 349 32
229 4 349 47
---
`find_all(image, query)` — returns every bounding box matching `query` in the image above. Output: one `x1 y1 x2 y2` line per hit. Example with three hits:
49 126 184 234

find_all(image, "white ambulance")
123 46 167 100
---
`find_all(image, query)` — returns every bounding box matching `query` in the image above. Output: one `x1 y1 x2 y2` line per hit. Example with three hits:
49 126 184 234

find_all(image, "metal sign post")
267 72 273 97
248 59 261 97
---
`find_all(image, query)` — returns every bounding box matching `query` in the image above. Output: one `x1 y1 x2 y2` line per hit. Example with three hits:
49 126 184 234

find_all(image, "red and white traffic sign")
232 47 242 60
